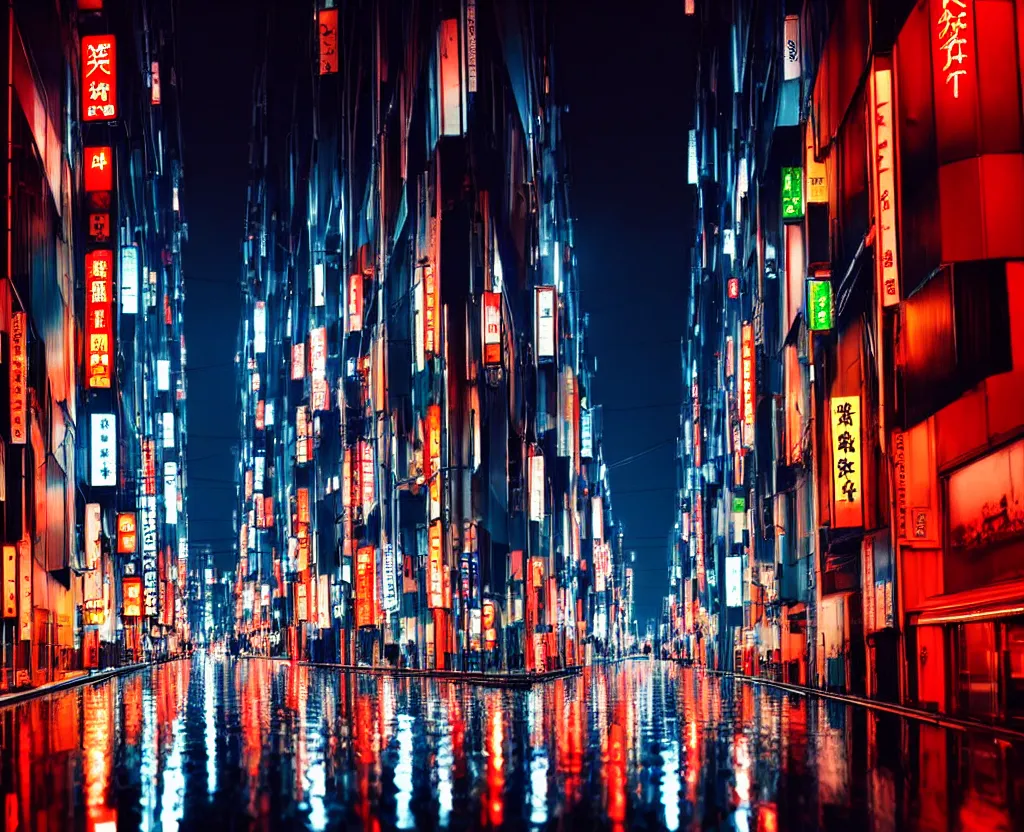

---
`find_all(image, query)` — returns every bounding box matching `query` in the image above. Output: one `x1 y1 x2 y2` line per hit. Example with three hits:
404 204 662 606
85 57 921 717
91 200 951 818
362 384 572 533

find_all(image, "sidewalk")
704 667 1024 744
240 654 583 688
0 660 160 710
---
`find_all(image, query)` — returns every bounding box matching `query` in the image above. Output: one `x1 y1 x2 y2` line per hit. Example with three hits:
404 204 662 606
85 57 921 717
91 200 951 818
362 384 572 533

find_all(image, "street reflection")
0 655 1021 830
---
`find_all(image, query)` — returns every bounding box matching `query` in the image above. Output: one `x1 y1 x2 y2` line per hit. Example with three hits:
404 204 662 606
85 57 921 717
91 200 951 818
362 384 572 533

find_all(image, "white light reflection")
139 686 156 832
305 718 327 832
394 714 416 829
160 713 185 832
435 700 454 827
530 752 549 825
205 657 217 798
660 739 681 831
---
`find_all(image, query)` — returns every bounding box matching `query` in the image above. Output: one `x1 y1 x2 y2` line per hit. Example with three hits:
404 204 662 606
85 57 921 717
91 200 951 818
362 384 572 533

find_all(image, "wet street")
0 656 1022 831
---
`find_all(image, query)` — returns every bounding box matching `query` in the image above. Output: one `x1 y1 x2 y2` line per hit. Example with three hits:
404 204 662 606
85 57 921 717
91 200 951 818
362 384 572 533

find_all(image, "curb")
703 667 1024 744
239 654 583 688
0 659 173 710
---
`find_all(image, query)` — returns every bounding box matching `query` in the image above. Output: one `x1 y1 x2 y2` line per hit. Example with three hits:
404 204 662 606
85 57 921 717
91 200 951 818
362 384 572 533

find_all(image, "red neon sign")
740 322 755 447
728 277 739 299
82 35 118 122
117 513 137 554
84 147 113 192
85 250 113 388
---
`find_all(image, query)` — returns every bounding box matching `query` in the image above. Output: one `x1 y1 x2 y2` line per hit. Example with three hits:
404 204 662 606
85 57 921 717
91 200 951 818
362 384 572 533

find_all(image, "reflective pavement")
1 654 1022 830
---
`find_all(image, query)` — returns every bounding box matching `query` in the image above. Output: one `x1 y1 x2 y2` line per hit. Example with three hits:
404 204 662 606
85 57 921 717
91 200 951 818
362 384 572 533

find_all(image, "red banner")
318 9 339 75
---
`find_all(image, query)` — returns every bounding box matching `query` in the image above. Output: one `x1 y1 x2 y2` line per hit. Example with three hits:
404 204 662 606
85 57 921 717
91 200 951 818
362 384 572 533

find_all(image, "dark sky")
178 1 692 627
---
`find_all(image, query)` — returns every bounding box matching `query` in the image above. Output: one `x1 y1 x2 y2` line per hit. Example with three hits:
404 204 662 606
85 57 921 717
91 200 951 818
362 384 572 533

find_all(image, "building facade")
0 0 193 691
232 0 632 672
672 0 1024 725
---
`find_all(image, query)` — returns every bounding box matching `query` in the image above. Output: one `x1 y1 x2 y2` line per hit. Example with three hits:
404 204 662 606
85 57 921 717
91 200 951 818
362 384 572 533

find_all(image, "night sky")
179 1 691 627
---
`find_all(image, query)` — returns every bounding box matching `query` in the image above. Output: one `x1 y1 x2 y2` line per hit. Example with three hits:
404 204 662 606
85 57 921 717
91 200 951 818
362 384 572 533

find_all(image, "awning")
911 579 1024 627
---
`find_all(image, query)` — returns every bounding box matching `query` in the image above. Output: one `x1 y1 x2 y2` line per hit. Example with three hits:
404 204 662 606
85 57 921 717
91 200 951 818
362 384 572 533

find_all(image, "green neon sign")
808 279 834 332
781 166 804 220
731 496 746 514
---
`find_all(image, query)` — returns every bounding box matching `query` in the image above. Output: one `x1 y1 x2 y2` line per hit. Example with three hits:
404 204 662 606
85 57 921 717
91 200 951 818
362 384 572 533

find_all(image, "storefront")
912 438 1024 724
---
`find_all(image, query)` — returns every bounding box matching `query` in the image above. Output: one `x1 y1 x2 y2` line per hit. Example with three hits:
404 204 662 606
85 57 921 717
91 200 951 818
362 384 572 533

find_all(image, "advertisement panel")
428 521 444 608
356 545 375 627
740 323 755 447
141 495 158 616
123 577 142 617
382 543 399 613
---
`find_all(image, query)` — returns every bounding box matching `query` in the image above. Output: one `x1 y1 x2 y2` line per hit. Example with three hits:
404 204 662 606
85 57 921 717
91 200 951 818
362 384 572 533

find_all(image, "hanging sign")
117 512 137 554
318 8 339 75
423 265 438 356
807 279 834 331
121 245 138 314
90 413 117 487
2 546 15 618
428 521 444 608
783 15 801 80
483 291 502 366
84 147 113 192
141 494 158 616
82 35 118 122
123 577 142 617
740 322 755 447
382 543 399 613
10 311 26 444
781 166 803 220
535 286 556 361
529 451 545 522
830 395 863 528
86 250 113 388
85 503 101 570
869 63 900 307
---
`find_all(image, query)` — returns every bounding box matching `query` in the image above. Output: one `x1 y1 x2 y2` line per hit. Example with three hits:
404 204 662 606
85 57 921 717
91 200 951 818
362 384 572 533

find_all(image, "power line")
606 438 675 470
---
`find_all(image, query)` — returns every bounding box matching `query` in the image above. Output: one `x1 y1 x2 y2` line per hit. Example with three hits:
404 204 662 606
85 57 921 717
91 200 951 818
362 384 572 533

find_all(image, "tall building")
673 0 1024 723
0 0 192 691
233 0 629 672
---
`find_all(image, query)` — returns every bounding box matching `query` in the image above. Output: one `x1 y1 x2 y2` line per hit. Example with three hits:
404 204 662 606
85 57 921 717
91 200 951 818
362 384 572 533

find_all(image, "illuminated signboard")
164 462 178 525
348 273 363 334
84 147 113 192
356 545 375 627
535 286 556 362
291 342 306 380
254 302 266 354
781 166 803 220
727 277 739 299
79 0 103 10
428 521 444 608
529 450 544 522
318 8 339 75
726 336 735 377
869 64 900 307
580 409 593 459
783 15 801 80
157 359 171 391
808 279 834 332
382 543 399 614
423 265 438 356
740 322 755 447
934 0 970 99
830 395 863 528
117 512 137 554
121 245 138 314
141 494 158 616
296 406 311 464
360 440 375 509
141 438 156 495
123 577 142 617
85 503 101 570
151 61 161 105
90 413 117 487
805 127 827 204
162 411 174 449
309 327 327 373
9 312 26 444
85 250 113 388
726 556 743 607
427 404 441 519
2 546 14 618
439 19 462 136
483 292 502 366
82 35 117 122
694 494 705 593
687 129 698 184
